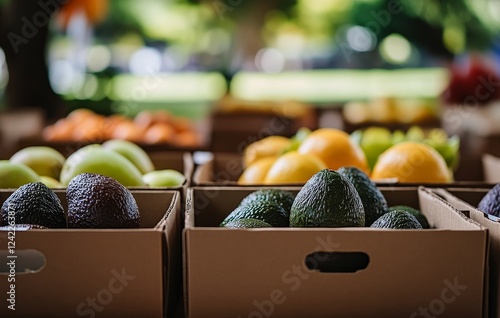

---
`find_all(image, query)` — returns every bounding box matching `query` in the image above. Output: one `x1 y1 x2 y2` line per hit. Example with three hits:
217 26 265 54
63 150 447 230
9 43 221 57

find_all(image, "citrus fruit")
238 157 276 185
371 141 451 183
242 136 291 168
298 128 369 174
264 152 327 184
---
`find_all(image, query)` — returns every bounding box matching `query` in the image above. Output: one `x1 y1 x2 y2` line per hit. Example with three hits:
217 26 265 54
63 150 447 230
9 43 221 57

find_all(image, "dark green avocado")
338 166 388 226
220 200 289 227
290 169 365 228
223 218 272 229
67 173 140 228
388 205 430 229
478 184 500 217
0 182 66 228
371 210 423 229
240 189 295 215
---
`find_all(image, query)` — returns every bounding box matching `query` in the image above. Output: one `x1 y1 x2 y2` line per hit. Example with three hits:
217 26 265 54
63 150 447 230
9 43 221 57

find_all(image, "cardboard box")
184 186 488 317
0 190 182 317
433 187 499 318
193 153 242 186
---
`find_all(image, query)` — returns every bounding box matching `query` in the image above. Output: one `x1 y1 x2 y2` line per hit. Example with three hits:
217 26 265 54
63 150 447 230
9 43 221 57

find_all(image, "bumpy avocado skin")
478 184 500 217
338 166 388 226
290 169 365 228
371 210 423 229
0 182 66 228
67 173 140 229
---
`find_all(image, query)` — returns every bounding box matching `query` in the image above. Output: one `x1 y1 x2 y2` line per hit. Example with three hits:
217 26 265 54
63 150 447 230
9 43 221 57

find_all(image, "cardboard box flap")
419 187 486 231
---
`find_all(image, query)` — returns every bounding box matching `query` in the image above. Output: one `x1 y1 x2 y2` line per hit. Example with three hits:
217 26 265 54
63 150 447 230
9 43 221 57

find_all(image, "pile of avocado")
0 173 140 230
221 167 429 229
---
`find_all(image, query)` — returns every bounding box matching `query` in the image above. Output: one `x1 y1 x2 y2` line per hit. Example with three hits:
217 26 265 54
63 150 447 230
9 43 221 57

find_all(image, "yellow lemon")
238 157 276 185
371 141 451 183
298 128 369 174
264 152 327 184
242 136 291 167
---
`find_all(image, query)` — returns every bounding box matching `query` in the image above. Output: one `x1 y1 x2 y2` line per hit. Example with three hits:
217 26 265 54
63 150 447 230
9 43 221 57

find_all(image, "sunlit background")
0 0 499 116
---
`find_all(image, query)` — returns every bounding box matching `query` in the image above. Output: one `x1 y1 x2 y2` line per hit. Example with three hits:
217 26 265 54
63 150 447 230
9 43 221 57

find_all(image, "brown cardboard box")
184 186 487 317
433 187 499 318
192 153 242 185
0 190 182 317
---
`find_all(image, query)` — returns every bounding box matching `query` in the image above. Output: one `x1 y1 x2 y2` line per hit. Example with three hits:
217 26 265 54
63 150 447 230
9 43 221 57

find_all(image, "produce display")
1 140 185 189
0 173 141 229
343 98 438 124
42 108 200 147
225 168 429 229
238 126 458 184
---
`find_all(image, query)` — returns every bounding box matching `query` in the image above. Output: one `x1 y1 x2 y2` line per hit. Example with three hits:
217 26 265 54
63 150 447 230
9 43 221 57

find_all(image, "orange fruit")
264 151 327 184
371 141 451 183
174 131 199 147
238 157 276 185
242 136 291 168
144 124 175 144
112 121 144 142
298 128 369 174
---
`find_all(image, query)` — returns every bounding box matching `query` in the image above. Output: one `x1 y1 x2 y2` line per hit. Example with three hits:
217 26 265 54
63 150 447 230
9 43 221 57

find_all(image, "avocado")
240 189 295 214
220 200 289 227
290 169 365 227
0 224 48 231
388 205 430 229
478 184 500 217
338 166 388 226
371 210 422 229
0 182 66 228
223 218 272 229
67 173 140 228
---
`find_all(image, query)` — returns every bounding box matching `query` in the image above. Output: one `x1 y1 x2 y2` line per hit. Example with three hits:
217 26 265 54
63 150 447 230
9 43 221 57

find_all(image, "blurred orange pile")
42 109 200 147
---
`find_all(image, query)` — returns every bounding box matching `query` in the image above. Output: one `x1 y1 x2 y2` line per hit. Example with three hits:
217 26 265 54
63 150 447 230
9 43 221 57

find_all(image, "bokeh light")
380 34 412 64
255 48 285 73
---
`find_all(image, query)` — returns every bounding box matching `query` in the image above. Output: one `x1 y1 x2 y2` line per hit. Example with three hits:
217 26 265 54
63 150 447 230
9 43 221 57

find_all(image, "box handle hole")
305 252 369 273
0 249 46 274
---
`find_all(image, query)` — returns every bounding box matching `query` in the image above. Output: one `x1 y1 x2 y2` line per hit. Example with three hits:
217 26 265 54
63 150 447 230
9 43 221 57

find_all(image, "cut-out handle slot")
0 249 46 274
305 252 369 273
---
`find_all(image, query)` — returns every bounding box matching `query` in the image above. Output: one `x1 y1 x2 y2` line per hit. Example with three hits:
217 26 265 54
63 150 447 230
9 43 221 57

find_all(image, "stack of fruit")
42 109 200 147
238 126 456 184
0 140 185 189
225 168 428 229
0 173 142 230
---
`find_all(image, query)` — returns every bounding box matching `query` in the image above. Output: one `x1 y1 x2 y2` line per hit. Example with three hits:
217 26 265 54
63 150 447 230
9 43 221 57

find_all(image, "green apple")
142 169 185 187
10 146 65 179
358 127 393 170
40 176 63 188
60 145 145 186
0 160 40 188
102 139 155 174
